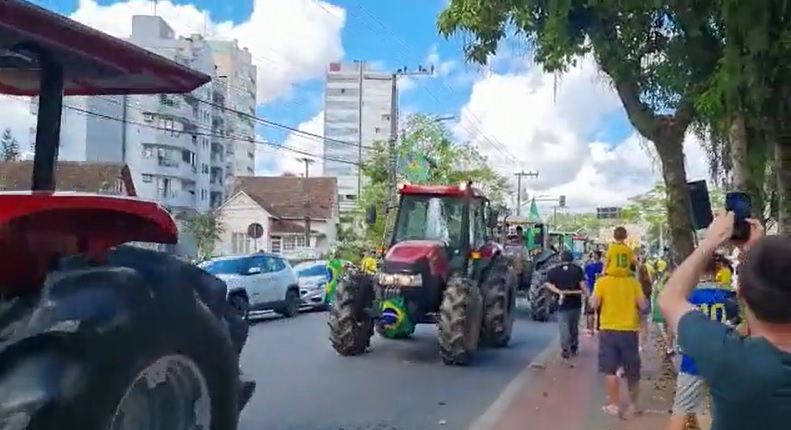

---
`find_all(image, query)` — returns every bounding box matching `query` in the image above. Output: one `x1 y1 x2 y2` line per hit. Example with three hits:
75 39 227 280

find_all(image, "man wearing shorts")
584 251 604 334
590 263 648 417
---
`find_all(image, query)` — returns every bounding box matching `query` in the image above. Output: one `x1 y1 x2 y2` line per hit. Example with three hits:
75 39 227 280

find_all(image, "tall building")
28 15 238 213
208 39 257 179
323 61 394 214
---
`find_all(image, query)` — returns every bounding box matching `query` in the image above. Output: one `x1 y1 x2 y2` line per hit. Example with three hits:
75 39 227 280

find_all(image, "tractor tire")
481 256 516 348
328 271 375 356
529 272 552 322
438 276 483 366
0 256 241 429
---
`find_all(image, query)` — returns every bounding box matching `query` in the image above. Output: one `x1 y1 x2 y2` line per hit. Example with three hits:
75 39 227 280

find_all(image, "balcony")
157 94 193 119
156 189 196 209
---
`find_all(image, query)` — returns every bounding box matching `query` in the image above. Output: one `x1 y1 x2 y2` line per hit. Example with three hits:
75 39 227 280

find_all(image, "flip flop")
602 404 620 416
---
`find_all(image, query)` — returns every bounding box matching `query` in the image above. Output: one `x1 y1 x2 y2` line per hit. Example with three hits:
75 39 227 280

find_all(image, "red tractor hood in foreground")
385 240 449 279
0 192 178 291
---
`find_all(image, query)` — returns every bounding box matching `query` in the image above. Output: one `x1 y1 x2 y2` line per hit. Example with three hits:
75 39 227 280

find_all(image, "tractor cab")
386 181 494 280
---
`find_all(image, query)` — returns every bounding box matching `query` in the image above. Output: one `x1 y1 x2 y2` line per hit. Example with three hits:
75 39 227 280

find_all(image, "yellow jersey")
715 267 733 290
361 256 377 274
656 258 667 272
604 242 634 277
594 275 644 331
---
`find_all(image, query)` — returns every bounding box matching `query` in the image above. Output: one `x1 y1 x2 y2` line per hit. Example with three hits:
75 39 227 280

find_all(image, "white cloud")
258 111 324 176
69 0 345 103
454 54 711 212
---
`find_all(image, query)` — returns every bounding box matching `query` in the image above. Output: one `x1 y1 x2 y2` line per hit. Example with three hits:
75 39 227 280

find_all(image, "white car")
201 253 301 319
293 260 329 310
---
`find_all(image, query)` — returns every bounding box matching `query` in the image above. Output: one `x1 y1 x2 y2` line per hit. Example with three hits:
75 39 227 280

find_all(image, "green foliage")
0 128 20 162
181 211 225 260
358 113 510 244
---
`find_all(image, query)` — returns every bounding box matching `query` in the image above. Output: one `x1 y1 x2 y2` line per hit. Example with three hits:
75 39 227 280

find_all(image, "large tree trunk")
774 142 791 233
729 115 750 189
655 136 696 260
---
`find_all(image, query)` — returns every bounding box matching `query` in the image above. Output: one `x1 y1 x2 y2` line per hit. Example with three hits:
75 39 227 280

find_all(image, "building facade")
208 39 257 179
323 62 394 214
27 15 249 213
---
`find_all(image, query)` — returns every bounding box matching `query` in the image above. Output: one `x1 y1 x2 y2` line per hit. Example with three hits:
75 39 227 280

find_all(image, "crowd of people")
543 212 790 430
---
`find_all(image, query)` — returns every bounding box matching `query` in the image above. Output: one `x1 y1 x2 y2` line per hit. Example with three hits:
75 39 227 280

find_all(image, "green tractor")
328 182 517 366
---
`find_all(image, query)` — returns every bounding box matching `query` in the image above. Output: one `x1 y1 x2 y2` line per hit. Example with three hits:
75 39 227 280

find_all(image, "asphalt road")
237 307 556 430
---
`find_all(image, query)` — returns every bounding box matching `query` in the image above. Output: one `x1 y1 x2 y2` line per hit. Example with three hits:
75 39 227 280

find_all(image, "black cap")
560 250 574 262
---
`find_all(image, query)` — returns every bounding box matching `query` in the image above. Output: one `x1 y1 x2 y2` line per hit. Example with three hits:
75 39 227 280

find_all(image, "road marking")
467 336 560 430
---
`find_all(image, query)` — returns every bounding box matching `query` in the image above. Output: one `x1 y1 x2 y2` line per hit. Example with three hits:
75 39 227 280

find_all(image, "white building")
323 62 394 214
215 176 339 258
27 15 240 213
208 39 258 180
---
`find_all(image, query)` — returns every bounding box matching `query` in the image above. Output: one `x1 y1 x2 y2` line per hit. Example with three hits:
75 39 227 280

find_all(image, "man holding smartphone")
658 210 791 430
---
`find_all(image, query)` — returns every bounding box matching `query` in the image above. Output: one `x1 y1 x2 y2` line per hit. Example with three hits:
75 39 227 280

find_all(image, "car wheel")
281 289 299 318
229 293 250 321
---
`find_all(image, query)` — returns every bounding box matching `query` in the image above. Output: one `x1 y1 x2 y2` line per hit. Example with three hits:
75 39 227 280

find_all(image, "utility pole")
355 60 365 200
382 65 434 242
298 157 315 248
514 170 539 215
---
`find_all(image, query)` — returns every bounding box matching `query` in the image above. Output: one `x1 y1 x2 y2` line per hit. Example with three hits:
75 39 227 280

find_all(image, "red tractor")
0 2 253 428
328 182 517 365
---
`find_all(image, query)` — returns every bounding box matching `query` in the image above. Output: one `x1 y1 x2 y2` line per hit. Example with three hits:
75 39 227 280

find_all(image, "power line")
14 95 365 167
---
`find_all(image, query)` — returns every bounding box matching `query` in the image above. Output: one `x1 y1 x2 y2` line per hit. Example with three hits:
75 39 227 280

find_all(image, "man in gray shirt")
658 212 791 430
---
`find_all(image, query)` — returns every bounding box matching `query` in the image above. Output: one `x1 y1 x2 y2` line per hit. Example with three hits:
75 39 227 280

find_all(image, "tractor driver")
513 226 525 244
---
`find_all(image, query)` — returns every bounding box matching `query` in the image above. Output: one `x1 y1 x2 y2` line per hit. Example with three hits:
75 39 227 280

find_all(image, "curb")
468 336 561 430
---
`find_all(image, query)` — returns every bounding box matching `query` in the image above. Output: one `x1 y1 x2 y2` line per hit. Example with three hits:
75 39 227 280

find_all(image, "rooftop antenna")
152 0 158 16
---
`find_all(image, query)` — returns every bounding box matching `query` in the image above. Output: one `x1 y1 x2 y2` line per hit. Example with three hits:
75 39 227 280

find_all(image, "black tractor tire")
481 256 516 348
529 272 552 322
375 323 415 339
438 276 483 366
0 265 241 430
279 288 300 318
228 291 250 321
328 272 375 356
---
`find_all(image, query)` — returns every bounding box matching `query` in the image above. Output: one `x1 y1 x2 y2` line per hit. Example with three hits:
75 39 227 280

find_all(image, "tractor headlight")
378 273 422 287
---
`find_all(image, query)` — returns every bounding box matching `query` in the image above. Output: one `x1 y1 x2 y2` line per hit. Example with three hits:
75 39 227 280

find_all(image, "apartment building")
28 15 237 213
208 39 258 180
323 62 394 214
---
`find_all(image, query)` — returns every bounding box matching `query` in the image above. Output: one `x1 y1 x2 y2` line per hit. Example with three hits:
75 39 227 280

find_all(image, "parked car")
200 252 301 319
293 260 330 310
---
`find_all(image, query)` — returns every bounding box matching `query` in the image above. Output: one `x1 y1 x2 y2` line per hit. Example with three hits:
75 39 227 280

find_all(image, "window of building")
143 113 154 122
141 174 153 183
270 236 282 254
374 127 381 134
231 232 251 254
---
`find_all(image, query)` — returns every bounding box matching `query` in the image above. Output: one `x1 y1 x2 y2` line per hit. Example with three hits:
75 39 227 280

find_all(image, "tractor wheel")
481 256 516 348
529 272 552 322
328 272 375 356
0 265 241 430
438 276 483 366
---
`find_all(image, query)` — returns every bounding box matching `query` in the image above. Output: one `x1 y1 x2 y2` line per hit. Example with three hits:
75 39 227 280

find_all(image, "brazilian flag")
379 296 414 338
325 259 345 305
398 152 430 182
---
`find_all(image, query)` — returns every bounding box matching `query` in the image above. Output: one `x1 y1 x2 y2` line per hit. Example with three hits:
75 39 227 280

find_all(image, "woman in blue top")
583 250 604 334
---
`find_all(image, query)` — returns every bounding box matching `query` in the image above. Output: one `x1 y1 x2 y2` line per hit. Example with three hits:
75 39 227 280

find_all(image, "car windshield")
296 264 326 278
392 194 464 246
200 257 248 275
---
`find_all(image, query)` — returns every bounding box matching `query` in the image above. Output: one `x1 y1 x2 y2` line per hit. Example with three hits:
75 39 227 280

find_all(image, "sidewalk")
482 332 676 430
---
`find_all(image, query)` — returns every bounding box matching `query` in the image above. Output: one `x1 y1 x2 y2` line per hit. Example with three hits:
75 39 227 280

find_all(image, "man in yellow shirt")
590 227 647 418
361 251 377 274
603 227 636 277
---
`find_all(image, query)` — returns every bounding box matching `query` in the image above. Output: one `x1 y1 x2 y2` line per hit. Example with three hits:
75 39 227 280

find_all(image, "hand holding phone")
725 192 752 242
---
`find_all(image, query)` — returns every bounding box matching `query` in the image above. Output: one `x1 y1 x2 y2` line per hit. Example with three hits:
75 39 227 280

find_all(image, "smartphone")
725 192 751 241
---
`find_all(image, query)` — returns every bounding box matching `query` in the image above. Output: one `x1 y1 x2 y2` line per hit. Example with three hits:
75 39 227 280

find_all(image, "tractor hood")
386 240 446 264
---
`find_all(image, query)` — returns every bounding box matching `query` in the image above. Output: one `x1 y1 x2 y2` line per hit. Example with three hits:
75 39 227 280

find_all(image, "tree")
359 113 510 244
437 1 724 260
181 211 225 260
0 128 20 162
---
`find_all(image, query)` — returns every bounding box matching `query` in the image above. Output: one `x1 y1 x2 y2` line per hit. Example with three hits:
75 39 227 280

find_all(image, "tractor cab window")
393 195 465 250
470 199 485 249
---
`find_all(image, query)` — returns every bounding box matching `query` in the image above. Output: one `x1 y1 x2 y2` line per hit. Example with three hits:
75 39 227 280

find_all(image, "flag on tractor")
324 259 345 305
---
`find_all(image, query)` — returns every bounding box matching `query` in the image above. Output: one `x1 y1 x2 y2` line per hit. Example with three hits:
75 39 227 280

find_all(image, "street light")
432 115 455 123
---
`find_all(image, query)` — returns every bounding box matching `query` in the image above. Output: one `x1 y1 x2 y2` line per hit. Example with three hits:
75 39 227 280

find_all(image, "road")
238 308 556 430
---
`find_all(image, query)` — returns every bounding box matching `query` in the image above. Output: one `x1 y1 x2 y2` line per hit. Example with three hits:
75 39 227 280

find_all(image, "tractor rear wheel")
438 276 483 366
328 272 374 356
529 272 552 322
481 256 516 348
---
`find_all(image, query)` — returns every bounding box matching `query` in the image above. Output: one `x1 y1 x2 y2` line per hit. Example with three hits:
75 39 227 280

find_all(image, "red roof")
0 0 211 96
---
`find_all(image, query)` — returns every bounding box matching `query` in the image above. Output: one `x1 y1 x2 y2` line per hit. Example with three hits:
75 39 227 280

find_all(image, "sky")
1 0 712 213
